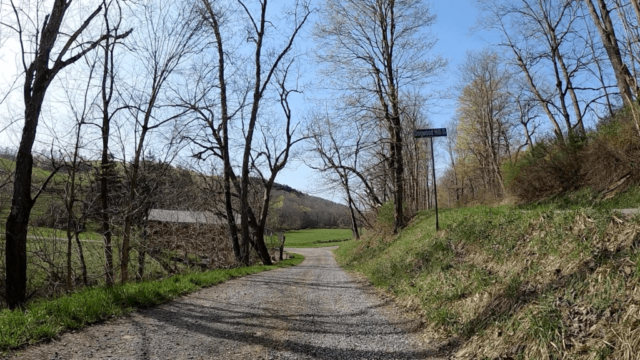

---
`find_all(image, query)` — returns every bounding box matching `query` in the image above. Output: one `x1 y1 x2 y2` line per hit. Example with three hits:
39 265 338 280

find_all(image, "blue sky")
278 0 498 200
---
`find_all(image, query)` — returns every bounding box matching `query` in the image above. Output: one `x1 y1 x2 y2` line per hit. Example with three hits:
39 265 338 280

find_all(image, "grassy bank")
281 228 353 248
0 254 304 351
335 188 639 359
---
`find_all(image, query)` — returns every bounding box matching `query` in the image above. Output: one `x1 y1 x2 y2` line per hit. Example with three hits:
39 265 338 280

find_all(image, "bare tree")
480 0 592 142
248 61 309 260
314 0 445 234
584 0 637 106
2 0 130 309
187 0 311 265
96 0 128 286
576 10 617 118
400 93 433 215
593 0 640 136
58 60 100 290
510 78 541 157
455 50 514 198
443 118 461 206
307 111 377 239
115 0 200 282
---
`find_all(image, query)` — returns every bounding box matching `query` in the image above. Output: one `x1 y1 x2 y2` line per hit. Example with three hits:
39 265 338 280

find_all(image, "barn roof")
148 209 229 225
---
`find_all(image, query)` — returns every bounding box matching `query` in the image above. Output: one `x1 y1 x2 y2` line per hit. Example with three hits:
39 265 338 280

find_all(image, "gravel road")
11 247 442 360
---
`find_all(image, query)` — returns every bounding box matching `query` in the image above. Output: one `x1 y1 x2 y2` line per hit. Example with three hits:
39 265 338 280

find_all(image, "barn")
146 209 236 269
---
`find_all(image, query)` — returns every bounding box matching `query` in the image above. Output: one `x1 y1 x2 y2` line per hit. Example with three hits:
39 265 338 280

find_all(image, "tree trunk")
585 0 635 106
74 232 88 286
100 146 114 286
203 0 242 263
100 31 115 286
378 0 404 233
392 119 405 233
5 156 33 309
121 210 133 282
347 197 360 240
5 82 47 308
66 230 73 291
97 1 132 287
252 226 272 264
278 234 285 261
137 224 148 281
254 185 277 266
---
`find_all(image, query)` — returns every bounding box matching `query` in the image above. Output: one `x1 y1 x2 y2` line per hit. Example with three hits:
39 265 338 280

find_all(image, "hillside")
0 153 348 230
335 186 640 359
271 183 350 229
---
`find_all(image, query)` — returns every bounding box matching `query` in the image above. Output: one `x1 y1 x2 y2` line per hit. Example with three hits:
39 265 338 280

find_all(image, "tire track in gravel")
10 247 443 360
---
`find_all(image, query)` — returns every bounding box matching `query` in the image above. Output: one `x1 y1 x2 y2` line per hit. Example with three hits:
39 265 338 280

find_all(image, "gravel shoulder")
9 247 443 360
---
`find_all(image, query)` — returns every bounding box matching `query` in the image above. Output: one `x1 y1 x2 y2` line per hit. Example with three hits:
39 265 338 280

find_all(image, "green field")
5 232 170 295
276 228 353 248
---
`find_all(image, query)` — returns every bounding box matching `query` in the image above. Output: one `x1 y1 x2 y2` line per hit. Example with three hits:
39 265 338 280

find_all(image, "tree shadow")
137 298 442 359
128 254 445 359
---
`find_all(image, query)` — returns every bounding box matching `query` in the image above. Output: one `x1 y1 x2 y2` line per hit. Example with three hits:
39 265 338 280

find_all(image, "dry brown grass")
446 212 640 359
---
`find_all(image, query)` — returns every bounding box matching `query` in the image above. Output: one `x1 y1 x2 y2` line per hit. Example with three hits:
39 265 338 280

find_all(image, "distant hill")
0 149 348 230
271 183 350 229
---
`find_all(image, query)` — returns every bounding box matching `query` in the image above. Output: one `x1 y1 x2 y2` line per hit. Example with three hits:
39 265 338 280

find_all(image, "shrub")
376 201 395 228
506 137 584 202
581 115 640 195
506 109 640 202
31 202 70 230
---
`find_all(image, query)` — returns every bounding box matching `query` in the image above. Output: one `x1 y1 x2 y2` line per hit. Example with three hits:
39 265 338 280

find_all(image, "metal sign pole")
431 137 439 230
414 127 446 231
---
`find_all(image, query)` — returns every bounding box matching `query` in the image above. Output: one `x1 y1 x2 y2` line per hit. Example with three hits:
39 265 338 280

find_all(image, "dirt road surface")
10 247 442 360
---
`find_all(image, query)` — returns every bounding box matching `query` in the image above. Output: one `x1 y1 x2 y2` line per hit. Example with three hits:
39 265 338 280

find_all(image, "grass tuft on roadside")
335 186 640 359
0 254 304 351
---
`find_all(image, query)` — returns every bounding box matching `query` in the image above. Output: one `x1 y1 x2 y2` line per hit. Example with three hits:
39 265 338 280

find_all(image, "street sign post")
414 128 447 230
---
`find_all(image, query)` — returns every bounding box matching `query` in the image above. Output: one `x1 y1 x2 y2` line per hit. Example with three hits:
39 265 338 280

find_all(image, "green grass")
278 228 353 248
0 253 304 351
0 157 95 228
0 158 15 172
0 157 65 184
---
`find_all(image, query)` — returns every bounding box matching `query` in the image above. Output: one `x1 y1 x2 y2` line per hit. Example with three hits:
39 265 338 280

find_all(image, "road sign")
414 127 447 231
414 128 447 138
